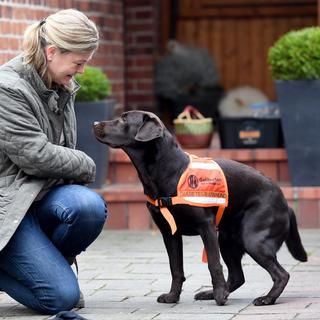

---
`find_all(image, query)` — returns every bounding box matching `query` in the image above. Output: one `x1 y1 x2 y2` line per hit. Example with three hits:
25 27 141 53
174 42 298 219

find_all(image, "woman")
0 9 107 314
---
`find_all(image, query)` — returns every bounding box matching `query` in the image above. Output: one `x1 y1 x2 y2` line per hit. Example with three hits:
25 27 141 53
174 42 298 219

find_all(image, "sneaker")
49 310 88 319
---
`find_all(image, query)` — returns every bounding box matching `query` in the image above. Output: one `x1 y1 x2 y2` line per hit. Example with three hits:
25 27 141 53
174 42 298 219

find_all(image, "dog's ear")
135 117 164 141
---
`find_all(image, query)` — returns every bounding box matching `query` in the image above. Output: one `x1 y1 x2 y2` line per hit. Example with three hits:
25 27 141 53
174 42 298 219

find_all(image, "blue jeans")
0 185 107 315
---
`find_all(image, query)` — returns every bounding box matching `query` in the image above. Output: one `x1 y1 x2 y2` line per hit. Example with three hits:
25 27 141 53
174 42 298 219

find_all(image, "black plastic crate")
218 117 283 149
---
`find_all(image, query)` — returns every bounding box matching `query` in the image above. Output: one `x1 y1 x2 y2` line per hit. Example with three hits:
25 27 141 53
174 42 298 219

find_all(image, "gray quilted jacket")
0 54 96 251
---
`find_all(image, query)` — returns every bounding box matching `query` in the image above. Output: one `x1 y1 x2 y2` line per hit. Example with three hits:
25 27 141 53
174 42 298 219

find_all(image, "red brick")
128 203 150 229
125 0 154 6
254 148 287 161
281 187 295 200
278 162 290 183
101 184 144 202
136 10 154 19
105 203 128 229
135 57 154 67
125 22 153 32
136 35 154 44
298 200 320 228
113 163 139 184
126 70 154 79
135 81 154 91
1 5 13 18
254 162 278 181
79 1 90 11
298 187 320 200
109 149 131 162
125 94 154 103
125 47 154 55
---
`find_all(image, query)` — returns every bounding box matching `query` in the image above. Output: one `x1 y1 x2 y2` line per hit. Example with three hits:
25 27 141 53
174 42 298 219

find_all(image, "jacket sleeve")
0 86 96 184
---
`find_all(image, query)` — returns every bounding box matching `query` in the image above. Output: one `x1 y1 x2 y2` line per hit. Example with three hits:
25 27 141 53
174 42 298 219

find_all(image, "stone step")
107 147 290 184
97 182 320 230
102 134 319 230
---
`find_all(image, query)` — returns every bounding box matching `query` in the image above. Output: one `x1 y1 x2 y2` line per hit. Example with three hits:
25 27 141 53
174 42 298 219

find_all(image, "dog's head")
93 110 165 148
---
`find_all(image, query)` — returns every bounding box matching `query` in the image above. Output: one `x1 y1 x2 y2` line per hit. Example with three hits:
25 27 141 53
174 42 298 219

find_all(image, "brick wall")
0 0 125 105
124 0 159 111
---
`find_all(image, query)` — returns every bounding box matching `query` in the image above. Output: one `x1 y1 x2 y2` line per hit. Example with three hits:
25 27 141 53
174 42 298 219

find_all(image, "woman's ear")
45 45 57 62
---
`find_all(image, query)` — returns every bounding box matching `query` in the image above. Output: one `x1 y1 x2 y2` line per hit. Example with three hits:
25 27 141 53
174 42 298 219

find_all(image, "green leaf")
268 27 320 80
75 66 112 102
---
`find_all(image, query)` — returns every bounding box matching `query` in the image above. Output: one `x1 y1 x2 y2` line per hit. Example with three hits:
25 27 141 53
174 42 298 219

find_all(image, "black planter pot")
276 80 320 186
75 99 116 188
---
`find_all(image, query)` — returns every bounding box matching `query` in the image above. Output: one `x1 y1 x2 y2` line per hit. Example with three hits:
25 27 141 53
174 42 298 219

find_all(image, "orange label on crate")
239 130 261 139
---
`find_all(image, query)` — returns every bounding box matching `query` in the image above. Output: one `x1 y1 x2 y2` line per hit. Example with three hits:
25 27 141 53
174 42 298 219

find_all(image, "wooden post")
160 0 171 54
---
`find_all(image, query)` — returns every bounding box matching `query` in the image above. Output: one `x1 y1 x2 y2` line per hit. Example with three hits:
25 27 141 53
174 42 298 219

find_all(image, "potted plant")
75 66 115 188
268 26 320 186
155 40 223 125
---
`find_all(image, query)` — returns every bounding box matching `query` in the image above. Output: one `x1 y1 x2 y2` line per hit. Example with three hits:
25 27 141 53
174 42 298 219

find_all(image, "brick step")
108 147 290 184
98 183 320 230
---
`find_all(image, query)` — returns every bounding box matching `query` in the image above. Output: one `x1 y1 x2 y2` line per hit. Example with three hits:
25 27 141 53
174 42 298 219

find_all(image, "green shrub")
268 27 320 80
75 66 111 102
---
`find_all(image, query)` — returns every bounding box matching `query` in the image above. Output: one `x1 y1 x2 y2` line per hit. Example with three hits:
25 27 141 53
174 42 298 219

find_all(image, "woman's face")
45 45 94 87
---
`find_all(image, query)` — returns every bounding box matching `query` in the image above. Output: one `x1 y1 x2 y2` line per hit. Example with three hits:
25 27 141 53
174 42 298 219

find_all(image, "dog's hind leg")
219 233 245 292
245 239 290 306
195 232 245 301
195 223 229 305
157 232 186 303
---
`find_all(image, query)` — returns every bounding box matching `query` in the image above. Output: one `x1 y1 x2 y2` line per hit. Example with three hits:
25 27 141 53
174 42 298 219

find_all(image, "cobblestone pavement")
0 229 320 320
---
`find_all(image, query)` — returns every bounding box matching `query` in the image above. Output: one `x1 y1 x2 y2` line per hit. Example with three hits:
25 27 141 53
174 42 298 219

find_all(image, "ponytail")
23 21 49 84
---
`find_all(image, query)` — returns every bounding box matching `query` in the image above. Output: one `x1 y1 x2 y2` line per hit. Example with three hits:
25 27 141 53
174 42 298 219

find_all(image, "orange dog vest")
147 154 229 262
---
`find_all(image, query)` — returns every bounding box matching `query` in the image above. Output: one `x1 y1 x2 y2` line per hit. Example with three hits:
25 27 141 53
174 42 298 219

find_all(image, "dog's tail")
285 208 308 262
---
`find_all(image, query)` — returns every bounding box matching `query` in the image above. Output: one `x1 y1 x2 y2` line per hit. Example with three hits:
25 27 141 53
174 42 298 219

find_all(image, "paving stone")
1 229 320 320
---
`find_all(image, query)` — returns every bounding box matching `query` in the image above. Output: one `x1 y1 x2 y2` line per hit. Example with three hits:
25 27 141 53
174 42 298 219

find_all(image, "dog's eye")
120 115 128 124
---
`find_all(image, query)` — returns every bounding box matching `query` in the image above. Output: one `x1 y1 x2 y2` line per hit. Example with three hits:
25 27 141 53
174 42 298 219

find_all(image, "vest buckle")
157 197 173 207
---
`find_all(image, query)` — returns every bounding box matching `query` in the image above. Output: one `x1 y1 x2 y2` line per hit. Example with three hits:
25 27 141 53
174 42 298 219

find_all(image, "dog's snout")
93 121 104 129
92 121 106 138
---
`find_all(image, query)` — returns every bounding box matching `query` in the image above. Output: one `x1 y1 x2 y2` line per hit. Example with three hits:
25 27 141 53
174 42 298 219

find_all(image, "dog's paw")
214 287 229 306
157 293 180 304
194 290 214 300
194 288 228 305
213 287 229 306
253 295 276 306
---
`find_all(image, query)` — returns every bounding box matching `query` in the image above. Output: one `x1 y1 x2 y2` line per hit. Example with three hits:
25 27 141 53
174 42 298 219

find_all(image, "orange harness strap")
146 154 228 263
147 196 226 236
201 205 225 263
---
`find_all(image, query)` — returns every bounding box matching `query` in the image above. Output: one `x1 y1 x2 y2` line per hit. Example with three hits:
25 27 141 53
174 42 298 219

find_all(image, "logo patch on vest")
177 155 228 207
188 175 199 189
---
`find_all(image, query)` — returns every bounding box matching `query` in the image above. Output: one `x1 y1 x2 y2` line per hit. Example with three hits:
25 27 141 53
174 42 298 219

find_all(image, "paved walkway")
0 229 320 320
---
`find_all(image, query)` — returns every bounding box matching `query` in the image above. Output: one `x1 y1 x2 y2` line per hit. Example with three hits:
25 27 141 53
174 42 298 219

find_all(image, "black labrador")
93 110 307 306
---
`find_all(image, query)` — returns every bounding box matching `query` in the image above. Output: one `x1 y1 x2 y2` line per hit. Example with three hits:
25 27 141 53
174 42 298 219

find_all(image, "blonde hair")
23 9 99 88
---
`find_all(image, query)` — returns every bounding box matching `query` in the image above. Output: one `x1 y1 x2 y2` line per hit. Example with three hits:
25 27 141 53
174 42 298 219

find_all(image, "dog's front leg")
158 232 185 303
198 223 229 305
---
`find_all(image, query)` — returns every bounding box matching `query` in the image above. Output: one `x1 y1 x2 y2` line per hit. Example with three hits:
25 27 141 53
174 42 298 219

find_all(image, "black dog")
93 110 307 306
